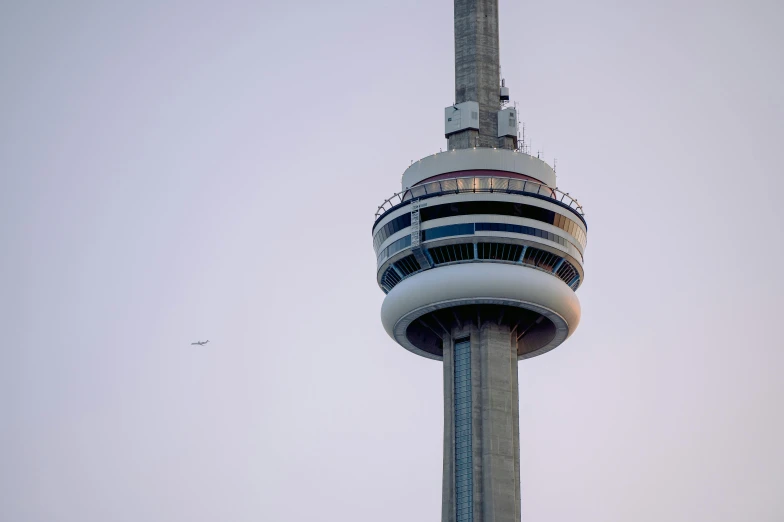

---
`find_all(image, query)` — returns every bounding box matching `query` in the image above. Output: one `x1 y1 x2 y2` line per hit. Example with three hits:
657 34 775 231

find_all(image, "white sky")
2 1 783 521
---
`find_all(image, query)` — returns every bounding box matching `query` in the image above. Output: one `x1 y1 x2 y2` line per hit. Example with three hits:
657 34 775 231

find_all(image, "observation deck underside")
408 304 556 359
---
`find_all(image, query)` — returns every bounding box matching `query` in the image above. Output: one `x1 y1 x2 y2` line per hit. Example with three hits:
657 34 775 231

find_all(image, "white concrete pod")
381 262 581 360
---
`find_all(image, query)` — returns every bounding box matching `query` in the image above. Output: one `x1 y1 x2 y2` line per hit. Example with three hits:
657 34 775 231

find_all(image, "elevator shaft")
442 321 521 522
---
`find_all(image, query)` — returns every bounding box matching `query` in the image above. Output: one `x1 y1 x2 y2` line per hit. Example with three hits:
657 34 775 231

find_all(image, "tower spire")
448 0 516 150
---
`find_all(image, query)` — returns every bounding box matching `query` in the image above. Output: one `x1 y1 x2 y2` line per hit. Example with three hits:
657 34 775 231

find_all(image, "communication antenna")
520 123 532 155
519 122 526 153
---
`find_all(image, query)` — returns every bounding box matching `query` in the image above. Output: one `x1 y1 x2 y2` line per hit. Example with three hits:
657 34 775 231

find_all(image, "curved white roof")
402 148 557 189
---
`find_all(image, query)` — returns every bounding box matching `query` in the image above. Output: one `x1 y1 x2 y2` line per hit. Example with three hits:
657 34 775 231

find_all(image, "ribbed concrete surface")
450 0 502 150
442 323 521 522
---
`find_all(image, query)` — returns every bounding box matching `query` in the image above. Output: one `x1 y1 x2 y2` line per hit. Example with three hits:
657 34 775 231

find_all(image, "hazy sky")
2 1 783 521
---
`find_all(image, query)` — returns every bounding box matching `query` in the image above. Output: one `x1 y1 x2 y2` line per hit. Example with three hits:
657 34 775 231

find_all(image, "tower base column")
443 320 521 522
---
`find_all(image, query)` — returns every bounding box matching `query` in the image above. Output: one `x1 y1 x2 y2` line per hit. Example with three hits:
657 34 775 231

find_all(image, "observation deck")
372 148 588 361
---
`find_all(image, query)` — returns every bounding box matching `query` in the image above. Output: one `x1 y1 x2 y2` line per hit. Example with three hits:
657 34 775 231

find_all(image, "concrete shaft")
450 0 513 151
442 321 521 522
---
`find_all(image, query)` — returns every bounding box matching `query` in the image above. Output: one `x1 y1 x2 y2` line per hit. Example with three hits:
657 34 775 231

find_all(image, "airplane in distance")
191 340 210 346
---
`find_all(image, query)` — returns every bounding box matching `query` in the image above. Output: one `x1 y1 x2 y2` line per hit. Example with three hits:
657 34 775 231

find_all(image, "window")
380 267 402 293
477 242 523 262
394 254 421 277
420 200 586 248
378 238 583 294
418 222 576 252
522 246 561 272
428 244 474 265
422 223 475 241
454 337 473 521
377 235 412 264
555 259 581 289
474 222 571 249
373 213 412 250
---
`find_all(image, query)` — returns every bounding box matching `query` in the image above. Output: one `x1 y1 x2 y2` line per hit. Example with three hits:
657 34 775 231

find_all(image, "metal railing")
374 176 585 222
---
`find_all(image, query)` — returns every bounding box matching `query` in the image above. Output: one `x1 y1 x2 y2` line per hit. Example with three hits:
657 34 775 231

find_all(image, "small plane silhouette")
191 340 210 346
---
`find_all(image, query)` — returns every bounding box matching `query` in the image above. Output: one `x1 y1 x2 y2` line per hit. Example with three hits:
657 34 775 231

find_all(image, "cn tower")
371 1 587 521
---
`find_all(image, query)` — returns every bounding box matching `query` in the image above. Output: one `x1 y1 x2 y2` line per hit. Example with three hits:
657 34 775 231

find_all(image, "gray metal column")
449 0 501 150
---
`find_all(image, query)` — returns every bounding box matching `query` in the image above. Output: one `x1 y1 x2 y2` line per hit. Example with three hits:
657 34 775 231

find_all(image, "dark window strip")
420 200 586 247
373 213 412 250
373 200 586 252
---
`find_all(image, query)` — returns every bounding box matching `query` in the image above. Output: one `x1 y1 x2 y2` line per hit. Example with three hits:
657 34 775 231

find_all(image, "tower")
371 1 587 521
